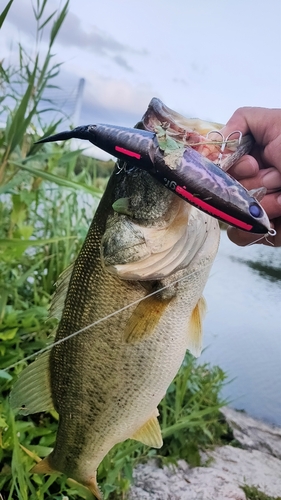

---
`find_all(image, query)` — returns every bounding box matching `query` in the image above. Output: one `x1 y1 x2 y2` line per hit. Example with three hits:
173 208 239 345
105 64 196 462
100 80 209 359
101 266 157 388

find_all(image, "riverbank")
128 407 281 500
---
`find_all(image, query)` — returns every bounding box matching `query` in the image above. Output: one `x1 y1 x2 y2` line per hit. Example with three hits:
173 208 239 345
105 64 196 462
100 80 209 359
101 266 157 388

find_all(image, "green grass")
242 485 281 500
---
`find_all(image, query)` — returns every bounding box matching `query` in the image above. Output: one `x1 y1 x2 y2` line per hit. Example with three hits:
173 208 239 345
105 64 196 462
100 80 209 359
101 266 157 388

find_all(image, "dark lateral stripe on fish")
175 185 253 231
115 146 141 159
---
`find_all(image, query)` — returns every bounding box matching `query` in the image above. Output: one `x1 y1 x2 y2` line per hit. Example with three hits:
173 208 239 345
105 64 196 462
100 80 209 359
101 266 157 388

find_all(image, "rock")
129 458 247 500
202 446 281 497
128 409 281 500
129 446 281 499
220 406 281 460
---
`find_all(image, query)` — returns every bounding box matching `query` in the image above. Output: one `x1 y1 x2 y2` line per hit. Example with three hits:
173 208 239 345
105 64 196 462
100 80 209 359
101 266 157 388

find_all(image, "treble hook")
206 130 243 167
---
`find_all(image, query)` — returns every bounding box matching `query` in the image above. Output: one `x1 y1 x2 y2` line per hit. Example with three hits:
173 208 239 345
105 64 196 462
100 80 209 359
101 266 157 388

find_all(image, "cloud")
57 12 148 71
112 55 133 72
82 73 158 125
4 0 146 72
42 65 158 128
4 0 36 37
173 78 189 87
59 12 128 53
43 68 158 160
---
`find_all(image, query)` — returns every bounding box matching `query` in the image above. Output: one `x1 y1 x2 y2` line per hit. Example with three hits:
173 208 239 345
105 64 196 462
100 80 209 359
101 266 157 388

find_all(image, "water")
201 231 281 426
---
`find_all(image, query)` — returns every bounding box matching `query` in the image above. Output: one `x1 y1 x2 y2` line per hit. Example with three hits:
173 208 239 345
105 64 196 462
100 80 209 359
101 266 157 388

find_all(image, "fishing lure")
36 123 271 234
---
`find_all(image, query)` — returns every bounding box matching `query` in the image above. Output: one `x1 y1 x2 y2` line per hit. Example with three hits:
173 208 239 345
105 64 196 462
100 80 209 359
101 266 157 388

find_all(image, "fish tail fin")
86 472 103 500
31 456 56 474
31 458 102 499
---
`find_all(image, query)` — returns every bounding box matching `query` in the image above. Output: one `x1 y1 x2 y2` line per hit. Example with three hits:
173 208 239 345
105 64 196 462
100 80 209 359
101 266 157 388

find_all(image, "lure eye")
249 203 262 218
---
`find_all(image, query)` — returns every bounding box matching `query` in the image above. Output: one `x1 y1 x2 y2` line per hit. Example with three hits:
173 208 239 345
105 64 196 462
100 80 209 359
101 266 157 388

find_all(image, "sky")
2 0 281 159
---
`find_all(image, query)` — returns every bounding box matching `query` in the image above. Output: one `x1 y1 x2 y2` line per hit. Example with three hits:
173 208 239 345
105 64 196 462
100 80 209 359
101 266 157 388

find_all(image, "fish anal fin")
85 472 103 500
10 351 54 415
131 409 163 448
187 296 207 358
123 295 172 343
31 456 56 474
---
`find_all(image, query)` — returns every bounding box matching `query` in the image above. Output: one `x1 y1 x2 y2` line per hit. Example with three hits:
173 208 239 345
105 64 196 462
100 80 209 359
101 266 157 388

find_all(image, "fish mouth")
140 97 252 169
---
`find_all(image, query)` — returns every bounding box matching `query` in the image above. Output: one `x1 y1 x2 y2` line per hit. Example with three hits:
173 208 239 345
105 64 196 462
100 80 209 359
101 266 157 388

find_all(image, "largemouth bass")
10 100 252 499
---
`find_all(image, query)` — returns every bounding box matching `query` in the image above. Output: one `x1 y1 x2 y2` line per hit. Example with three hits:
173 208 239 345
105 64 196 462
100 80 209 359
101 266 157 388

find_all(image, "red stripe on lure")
175 185 253 231
115 146 141 160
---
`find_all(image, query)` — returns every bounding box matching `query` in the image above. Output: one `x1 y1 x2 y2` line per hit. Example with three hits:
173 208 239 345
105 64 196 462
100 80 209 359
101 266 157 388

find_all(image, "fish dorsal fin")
123 295 172 343
131 409 163 448
10 351 54 415
186 296 207 358
49 262 74 320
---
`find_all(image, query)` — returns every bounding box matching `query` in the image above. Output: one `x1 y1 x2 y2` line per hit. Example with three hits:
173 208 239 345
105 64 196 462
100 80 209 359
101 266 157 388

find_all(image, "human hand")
220 107 281 246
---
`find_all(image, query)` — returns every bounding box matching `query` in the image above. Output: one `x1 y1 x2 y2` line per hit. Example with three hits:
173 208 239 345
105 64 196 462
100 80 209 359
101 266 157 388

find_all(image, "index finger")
221 107 281 170
221 107 280 144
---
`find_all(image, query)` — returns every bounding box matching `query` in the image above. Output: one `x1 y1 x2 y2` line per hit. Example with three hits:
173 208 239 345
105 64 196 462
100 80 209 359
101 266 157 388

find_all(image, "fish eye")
249 203 262 218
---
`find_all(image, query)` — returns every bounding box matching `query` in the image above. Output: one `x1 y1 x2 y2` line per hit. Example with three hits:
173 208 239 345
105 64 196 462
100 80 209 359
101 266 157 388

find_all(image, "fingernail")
277 194 281 205
262 170 281 189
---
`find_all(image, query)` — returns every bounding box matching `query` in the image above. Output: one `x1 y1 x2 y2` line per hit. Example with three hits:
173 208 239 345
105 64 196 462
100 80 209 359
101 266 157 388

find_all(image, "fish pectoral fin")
31 456 56 474
112 197 133 216
10 351 54 415
123 295 172 343
131 409 163 448
186 296 207 358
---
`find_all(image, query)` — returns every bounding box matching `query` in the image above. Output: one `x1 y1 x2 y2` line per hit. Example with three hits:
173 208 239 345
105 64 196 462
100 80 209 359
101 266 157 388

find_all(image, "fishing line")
245 228 276 247
183 138 239 148
3 261 213 373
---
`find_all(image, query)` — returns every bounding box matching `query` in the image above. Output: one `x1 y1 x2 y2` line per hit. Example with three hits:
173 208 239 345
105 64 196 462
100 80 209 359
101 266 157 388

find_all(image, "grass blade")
12 161 103 196
5 57 38 154
0 0 14 29
0 236 75 249
49 0 69 46
39 11 56 31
